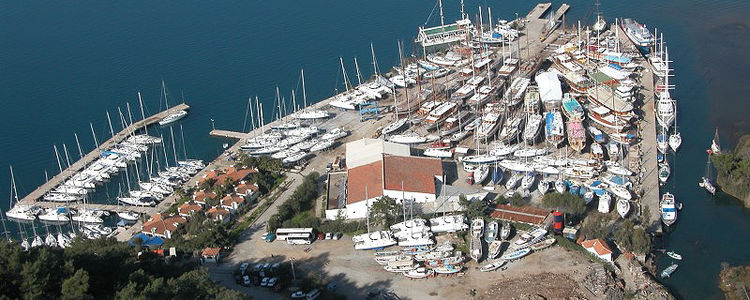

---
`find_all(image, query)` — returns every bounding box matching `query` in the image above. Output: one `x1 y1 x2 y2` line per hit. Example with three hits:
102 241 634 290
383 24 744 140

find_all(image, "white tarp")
534 71 562 103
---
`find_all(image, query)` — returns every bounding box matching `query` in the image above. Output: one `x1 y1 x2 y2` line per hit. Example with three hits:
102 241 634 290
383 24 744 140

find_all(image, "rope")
423 0 440 26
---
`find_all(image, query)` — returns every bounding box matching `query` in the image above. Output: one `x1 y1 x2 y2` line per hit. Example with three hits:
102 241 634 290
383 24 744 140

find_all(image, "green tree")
61 269 90 300
541 192 586 215
509 193 526 206
369 196 403 228
459 194 488 220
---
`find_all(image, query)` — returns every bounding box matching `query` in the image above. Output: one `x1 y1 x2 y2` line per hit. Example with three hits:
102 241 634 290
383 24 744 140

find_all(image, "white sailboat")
669 110 682 152
157 83 188 126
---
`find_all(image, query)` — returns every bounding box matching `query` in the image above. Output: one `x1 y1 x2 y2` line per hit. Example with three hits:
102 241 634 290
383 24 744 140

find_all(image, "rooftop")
581 238 613 256
346 160 384 204
382 155 443 195
489 204 551 225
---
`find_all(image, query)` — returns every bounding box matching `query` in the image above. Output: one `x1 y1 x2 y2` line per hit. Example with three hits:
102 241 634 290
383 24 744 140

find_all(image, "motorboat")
666 251 682 260
657 133 669 154
669 132 682 152
584 190 595 205
513 227 547 247
660 264 678 278
352 231 398 250
598 192 611 213
609 185 632 200
38 207 70 223
500 247 531 261
484 221 498 243
659 163 671 183
487 240 504 259
545 111 565 148
555 177 567 193
471 218 484 239
283 152 312 164
118 196 156 207
474 165 490 184
505 173 522 190
310 139 335 152
403 267 434 279
424 147 453 158
661 193 677 226
699 177 716 195
500 222 512 240
118 211 140 222
521 172 536 190
480 260 506 272
588 126 608 144
433 264 462 275
321 128 349 141
159 110 188 126
617 199 630 218
537 179 551 195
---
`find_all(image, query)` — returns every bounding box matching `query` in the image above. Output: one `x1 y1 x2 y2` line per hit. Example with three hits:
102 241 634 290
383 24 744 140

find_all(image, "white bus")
275 228 314 245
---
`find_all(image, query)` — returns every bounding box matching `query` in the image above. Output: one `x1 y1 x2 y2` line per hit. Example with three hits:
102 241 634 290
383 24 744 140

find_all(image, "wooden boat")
500 247 531 261
488 240 504 259
529 238 556 251
480 260 507 272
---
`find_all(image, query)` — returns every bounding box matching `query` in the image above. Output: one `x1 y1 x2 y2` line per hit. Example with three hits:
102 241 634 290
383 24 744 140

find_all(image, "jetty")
16 103 189 210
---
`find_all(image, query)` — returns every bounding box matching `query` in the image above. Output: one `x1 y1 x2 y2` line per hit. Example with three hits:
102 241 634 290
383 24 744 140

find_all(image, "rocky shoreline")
713 135 750 208
719 264 750 300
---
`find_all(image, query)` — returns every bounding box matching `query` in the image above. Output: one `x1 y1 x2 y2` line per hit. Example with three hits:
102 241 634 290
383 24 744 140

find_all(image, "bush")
508 193 526 206
541 192 586 215
267 172 320 231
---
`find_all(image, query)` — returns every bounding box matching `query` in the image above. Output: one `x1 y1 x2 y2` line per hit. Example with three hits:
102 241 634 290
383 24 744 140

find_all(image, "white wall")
382 190 437 203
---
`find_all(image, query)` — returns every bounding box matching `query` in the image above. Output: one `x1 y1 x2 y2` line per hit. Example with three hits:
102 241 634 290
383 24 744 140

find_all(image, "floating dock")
16 103 189 209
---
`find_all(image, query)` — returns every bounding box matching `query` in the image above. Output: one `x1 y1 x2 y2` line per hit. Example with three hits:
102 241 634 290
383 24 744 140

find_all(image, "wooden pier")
526 3 552 19
18 103 190 207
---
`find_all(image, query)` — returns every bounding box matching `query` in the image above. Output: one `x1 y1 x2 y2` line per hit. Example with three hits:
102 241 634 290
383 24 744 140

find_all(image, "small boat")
485 221 498 243
666 251 682 260
669 132 682 152
159 110 188 126
382 118 410 135
657 133 669 154
617 199 630 218
500 247 531 261
660 264 679 278
610 185 632 200
500 222 511 241
433 264 462 274
584 190 595 205
488 240 504 259
403 267 434 279
480 260 507 272
537 179 551 195
474 165 490 185
521 172 536 190
591 143 604 159
529 238 556 251
661 193 678 226
555 178 567 193
699 177 716 195
659 163 671 183
598 192 612 213
710 128 721 154
471 218 484 239
505 174 522 190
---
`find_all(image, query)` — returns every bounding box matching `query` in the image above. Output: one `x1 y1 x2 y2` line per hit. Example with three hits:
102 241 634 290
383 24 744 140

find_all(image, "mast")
74 132 83 159
161 133 169 168
106 111 115 137
488 7 493 36
162 80 170 109
438 0 445 28
370 43 380 76
126 102 135 130
90 123 100 150
170 127 178 165
354 57 363 87
62 143 72 169
137 91 148 135
339 57 350 93
180 124 188 158
460 0 465 20
301 69 308 108
53 145 63 173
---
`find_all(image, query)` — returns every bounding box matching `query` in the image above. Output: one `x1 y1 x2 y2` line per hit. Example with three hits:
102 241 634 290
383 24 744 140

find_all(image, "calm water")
1 0 749 298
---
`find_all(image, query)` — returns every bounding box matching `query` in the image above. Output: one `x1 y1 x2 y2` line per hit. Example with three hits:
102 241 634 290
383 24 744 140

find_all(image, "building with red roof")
581 238 614 262
142 213 187 239
178 202 204 217
206 206 231 223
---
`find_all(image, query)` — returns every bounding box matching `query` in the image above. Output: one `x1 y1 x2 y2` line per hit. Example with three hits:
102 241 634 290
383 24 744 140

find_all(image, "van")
306 289 321 300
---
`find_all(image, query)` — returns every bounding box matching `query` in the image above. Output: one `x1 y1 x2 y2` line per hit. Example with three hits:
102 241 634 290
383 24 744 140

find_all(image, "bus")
275 228 314 245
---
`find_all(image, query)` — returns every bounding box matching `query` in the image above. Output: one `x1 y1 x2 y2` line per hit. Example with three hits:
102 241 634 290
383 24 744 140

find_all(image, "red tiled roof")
194 190 217 203
228 168 257 182
221 195 245 207
207 206 230 216
581 239 613 256
142 213 187 235
489 204 551 224
382 155 442 194
346 160 384 204
235 181 259 194
202 247 221 257
178 202 203 216
198 170 220 183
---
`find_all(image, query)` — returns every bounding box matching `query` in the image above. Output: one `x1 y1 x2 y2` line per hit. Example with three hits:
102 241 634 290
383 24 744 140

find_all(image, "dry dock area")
17 103 189 208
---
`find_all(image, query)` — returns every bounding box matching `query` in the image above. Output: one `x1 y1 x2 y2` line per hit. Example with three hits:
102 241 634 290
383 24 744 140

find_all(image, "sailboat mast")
106 111 115 137
354 57 363 87
170 127 179 165
74 132 83 159
161 134 169 168
438 0 445 27
90 123 100 150
180 124 187 158
162 80 169 109
137 91 148 135
339 57 350 92
460 0 465 19
301 69 308 108
53 145 63 173
62 143 72 169
370 43 380 76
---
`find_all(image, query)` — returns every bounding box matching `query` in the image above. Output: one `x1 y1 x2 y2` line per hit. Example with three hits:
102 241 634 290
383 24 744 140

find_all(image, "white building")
325 139 444 220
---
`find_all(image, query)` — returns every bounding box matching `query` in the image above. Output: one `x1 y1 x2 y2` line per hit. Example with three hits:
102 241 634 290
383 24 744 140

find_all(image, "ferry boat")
523 114 543 144
425 102 458 124
503 77 531 107
440 111 475 136
566 121 586 152
475 108 504 140
498 115 524 144
545 111 565 148
621 18 655 53
660 192 678 226
561 94 585 121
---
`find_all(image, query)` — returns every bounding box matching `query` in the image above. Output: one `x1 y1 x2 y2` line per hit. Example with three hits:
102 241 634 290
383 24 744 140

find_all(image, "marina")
4 0 736 298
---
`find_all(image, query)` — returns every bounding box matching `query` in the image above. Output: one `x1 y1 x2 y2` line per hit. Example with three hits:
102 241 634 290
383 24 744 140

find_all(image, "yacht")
118 211 140 222
37 207 70 223
429 215 468 233
598 192 611 213
617 199 630 218
523 114 543 144
471 218 484 239
352 231 398 250
6 205 40 221
660 193 678 226
158 110 188 126
545 111 565 148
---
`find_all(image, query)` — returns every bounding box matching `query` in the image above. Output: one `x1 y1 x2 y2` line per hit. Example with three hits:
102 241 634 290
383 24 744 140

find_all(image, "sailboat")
669 111 682 151
294 69 330 120
699 154 716 195
157 82 188 126
709 128 721 154
6 166 39 221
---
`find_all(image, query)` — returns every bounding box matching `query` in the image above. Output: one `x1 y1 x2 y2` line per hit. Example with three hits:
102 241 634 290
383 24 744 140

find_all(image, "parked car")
333 232 342 240
239 262 250 274
253 263 264 273
270 262 281 272
291 291 306 298
242 275 251 286
267 277 278 288
317 233 325 240
260 277 270 287
306 289 321 300
325 232 332 240
264 232 276 242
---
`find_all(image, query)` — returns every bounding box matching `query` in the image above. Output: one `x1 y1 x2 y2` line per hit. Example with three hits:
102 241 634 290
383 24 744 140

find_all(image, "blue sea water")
1 0 749 298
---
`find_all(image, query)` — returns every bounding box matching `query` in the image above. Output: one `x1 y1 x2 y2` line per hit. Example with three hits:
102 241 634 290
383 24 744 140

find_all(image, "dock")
612 24 662 231
526 3 552 19
17 103 189 207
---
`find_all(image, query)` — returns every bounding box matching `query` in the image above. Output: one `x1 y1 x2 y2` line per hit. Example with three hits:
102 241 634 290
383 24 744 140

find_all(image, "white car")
291 291 306 298
260 277 270 287
242 275 251 286
306 289 321 300
325 232 332 240
239 262 250 274
267 277 278 288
